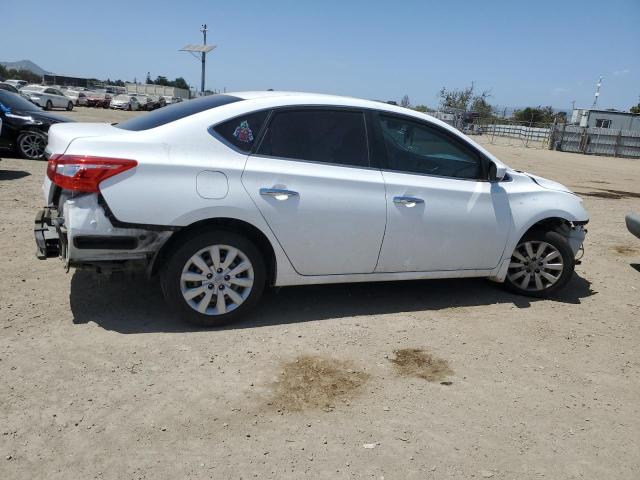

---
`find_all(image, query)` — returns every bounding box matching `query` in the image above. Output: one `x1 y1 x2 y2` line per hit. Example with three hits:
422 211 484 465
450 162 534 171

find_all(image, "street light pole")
200 24 208 93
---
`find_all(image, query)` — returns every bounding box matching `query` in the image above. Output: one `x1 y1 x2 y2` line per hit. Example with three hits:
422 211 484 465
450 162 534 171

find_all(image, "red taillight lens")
47 154 137 193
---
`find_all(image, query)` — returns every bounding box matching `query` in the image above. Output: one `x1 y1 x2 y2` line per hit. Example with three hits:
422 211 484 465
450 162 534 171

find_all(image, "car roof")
228 90 457 129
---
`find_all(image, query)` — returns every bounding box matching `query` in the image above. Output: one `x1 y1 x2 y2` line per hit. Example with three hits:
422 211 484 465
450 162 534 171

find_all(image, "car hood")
523 172 573 194
14 109 73 124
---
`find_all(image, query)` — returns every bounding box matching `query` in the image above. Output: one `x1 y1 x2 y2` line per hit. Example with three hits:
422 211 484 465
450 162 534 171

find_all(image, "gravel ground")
1 107 639 479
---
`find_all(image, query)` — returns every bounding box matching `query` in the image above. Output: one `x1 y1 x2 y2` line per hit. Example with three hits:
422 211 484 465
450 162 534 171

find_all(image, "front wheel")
16 130 47 160
504 230 575 298
45 100 53 110
161 231 266 327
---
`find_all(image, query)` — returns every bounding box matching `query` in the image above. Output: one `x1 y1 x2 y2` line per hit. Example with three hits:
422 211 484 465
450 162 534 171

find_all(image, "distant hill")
0 59 51 76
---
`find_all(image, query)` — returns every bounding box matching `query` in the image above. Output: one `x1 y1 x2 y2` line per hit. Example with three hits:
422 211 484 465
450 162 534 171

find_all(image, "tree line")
0 65 41 84
397 83 640 123
145 73 190 91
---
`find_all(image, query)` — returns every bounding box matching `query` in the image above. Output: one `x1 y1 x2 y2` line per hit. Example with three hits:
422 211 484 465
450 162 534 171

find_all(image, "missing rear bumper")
34 208 63 259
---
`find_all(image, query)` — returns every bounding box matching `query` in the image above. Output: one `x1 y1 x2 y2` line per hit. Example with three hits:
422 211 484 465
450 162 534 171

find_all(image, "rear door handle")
259 188 299 200
393 196 424 207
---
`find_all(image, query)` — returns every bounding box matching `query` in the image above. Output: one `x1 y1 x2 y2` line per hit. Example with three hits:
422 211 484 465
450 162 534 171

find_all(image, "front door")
242 108 387 276
373 113 510 272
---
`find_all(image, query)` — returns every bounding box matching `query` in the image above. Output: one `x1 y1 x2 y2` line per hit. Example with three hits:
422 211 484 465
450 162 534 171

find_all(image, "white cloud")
613 69 630 76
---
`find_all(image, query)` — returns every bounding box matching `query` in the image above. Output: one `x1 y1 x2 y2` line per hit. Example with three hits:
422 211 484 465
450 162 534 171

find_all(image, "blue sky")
2 0 639 111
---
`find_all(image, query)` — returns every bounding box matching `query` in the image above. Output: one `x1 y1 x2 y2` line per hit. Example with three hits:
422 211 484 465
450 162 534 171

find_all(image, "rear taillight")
47 154 137 193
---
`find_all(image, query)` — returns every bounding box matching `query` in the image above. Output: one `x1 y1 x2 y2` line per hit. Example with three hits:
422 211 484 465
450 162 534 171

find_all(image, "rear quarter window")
212 110 270 153
115 94 242 131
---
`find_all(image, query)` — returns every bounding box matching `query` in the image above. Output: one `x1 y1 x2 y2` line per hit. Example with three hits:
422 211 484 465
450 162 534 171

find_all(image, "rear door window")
212 110 270 153
256 109 369 167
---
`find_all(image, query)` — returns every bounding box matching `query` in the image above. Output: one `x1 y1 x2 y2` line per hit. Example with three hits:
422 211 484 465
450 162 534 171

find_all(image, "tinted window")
257 109 368 167
115 94 242 131
213 110 269 153
0 90 41 112
379 114 482 179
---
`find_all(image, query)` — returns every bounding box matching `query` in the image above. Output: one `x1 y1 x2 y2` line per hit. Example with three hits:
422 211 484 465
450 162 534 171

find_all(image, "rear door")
240 107 387 276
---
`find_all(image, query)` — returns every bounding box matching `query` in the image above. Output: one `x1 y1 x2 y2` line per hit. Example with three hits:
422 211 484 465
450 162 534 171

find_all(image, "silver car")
20 86 74 111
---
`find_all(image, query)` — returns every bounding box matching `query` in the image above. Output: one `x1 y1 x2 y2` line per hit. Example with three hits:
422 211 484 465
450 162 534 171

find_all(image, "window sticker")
233 120 254 143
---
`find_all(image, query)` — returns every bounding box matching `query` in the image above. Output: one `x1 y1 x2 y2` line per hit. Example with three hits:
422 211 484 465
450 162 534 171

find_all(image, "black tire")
45 100 53 110
503 230 575 298
66 101 73 111
160 230 266 327
16 130 47 160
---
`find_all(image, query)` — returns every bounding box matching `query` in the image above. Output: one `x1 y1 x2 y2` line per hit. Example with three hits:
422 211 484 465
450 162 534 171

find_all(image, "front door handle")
393 196 424 207
259 187 299 200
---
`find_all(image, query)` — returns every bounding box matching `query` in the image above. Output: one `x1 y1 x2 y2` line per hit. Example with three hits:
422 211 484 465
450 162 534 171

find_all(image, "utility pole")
200 24 207 93
180 27 216 96
592 76 602 108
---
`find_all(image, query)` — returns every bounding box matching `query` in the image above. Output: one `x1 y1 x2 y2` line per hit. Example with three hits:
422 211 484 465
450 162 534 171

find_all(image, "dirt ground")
1 107 639 480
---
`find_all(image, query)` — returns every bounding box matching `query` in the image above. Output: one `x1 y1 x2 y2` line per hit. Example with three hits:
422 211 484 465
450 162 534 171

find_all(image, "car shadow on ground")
0 169 31 180
69 270 595 334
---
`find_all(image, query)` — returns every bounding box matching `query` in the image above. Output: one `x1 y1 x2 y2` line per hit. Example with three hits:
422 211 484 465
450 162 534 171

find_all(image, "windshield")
116 95 242 131
0 90 42 112
22 86 45 93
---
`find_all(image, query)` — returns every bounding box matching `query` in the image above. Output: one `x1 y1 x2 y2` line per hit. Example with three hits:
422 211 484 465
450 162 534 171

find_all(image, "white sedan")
61 89 88 106
110 94 141 111
21 86 74 111
36 92 588 326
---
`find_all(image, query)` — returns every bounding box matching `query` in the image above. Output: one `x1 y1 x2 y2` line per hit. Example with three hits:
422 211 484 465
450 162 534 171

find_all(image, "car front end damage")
556 219 587 260
35 191 172 274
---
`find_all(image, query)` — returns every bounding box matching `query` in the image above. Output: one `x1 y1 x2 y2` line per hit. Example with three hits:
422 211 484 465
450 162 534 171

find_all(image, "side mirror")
488 163 507 182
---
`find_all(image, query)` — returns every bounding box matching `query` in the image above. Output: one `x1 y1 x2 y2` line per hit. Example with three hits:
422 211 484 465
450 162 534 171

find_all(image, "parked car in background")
147 95 166 109
62 89 88 106
162 96 183 105
0 90 72 159
110 94 141 111
0 82 20 93
4 79 28 89
136 94 154 111
35 92 589 327
627 213 640 239
86 92 111 108
20 85 74 111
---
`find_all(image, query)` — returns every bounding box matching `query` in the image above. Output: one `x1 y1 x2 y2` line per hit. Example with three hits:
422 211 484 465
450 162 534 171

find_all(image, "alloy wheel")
19 132 46 159
180 244 254 315
507 241 564 291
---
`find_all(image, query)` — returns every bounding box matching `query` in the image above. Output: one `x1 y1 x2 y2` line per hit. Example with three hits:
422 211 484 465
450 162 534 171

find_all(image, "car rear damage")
35 191 172 273
34 123 173 274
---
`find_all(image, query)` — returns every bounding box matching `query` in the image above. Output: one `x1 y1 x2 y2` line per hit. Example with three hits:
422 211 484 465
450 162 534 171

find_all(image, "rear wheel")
66 101 73 111
504 230 574 297
45 100 53 110
161 231 266 327
16 130 47 160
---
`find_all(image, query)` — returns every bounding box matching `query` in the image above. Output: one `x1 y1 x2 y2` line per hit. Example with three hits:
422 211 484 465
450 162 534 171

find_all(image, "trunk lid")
43 123 132 205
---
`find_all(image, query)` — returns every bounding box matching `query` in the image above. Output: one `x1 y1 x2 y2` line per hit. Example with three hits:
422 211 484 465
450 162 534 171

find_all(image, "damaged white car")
35 92 588 326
